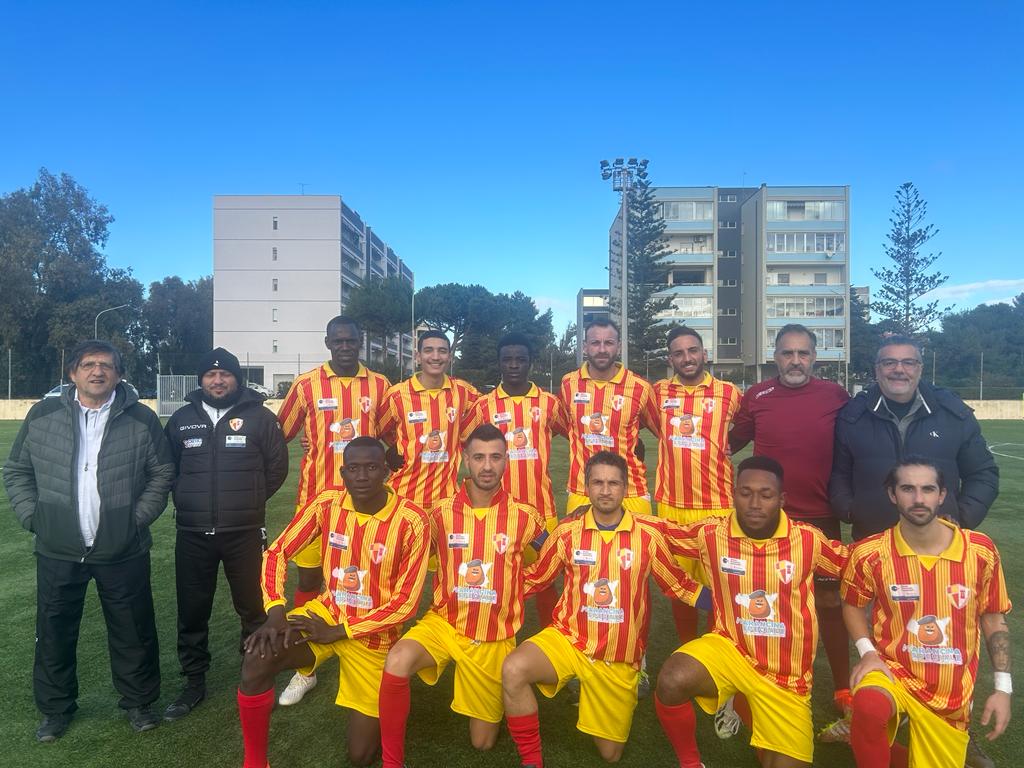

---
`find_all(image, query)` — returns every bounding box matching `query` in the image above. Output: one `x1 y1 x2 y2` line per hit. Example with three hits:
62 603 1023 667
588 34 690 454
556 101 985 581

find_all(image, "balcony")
655 312 712 328
766 220 845 233
764 348 845 362
766 250 846 264
765 316 845 328
656 284 714 297
765 284 846 296
664 220 715 234
660 252 714 266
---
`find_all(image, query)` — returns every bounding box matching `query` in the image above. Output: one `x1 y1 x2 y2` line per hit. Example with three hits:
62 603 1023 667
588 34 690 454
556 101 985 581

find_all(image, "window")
272 278 278 292
665 296 713 318
661 201 713 221
271 247 278 261
814 272 827 285
765 296 845 318
718 279 737 287
719 220 737 229
718 307 738 316
767 328 844 349
777 273 790 285
720 249 738 258
766 232 846 253
768 200 845 221
674 269 707 286
718 193 737 203
272 339 279 353
582 295 608 307
272 308 279 323
272 216 278 231
719 337 737 345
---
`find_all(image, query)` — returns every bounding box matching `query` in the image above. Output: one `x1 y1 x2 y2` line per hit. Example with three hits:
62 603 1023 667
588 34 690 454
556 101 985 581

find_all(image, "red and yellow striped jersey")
842 521 1011 727
663 511 847 695
524 508 703 666
653 373 741 509
262 488 430 651
277 363 391 507
377 374 481 508
559 364 658 497
427 484 545 641
463 383 568 519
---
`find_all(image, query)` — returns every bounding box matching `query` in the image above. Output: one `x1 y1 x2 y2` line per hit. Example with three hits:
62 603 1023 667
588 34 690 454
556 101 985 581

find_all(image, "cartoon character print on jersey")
419 428 450 464
735 590 785 637
334 565 373 609
506 426 539 461
582 412 614 448
456 558 498 605
669 413 705 450
581 577 624 624
904 614 963 665
330 417 359 454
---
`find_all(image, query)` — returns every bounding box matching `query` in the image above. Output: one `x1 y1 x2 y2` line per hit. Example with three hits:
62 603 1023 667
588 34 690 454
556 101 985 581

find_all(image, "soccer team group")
9 316 1015 768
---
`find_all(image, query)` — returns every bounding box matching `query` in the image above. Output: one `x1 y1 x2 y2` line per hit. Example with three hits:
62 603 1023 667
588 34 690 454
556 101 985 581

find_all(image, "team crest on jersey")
946 584 971 610
617 548 634 570
369 542 387 564
492 533 509 555
359 396 373 413
702 398 716 414
776 560 795 585
229 418 244 431
611 394 625 412
446 406 458 424
530 406 542 422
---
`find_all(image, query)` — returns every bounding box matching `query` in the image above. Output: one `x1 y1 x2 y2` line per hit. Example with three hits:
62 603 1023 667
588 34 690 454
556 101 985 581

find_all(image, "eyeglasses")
876 358 922 370
78 361 115 372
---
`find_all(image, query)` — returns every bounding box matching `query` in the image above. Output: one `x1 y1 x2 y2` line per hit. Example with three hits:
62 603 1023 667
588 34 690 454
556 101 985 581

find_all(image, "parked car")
247 382 276 398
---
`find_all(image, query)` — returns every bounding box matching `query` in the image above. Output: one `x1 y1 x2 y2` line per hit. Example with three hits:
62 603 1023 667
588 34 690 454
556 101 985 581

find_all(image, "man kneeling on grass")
236 437 429 768
501 450 709 766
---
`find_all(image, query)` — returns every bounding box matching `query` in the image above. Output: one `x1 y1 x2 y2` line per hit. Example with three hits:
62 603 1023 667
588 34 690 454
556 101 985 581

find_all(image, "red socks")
506 712 543 767
238 687 275 768
535 585 558 628
817 602 851 695
655 695 702 768
671 600 698 644
379 671 411 768
850 687 894 767
293 589 318 608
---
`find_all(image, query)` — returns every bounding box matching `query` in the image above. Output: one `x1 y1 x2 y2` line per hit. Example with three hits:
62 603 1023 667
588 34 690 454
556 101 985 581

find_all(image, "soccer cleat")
36 713 72 742
714 697 741 739
832 687 853 715
637 668 651 699
127 706 161 732
816 714 851 743
278 671 317 705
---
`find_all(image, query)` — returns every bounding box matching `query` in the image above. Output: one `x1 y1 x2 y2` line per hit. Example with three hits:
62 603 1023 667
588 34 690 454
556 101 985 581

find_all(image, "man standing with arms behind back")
729 324 852 719
4 340 175 741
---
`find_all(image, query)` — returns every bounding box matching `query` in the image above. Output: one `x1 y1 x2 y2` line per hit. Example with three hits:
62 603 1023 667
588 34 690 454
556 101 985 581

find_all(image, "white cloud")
983 296 1019 306
926 278 1024 301
534 296 574 313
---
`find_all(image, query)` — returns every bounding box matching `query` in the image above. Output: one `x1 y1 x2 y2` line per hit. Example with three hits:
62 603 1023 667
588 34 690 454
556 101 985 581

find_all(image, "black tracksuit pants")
174 528 266 684
34 551 161 715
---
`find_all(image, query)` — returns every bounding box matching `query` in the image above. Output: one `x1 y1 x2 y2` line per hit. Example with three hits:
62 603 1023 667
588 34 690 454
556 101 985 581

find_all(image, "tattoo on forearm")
987 629 1011 673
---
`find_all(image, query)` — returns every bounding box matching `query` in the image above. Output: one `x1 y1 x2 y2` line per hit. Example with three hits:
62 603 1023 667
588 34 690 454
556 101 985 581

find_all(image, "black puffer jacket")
164 387 288 533
3 383 174 564
829 382 999 540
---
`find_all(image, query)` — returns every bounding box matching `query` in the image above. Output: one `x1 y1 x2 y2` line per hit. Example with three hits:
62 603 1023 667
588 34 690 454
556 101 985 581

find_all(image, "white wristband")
855 638 877 658
994 672 1012 695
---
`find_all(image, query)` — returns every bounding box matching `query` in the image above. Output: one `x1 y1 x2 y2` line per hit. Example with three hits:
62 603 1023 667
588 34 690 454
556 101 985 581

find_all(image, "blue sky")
1 1 1021 332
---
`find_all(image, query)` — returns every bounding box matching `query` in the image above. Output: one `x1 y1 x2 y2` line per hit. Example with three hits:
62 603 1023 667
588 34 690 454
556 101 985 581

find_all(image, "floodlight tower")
599 157 648 368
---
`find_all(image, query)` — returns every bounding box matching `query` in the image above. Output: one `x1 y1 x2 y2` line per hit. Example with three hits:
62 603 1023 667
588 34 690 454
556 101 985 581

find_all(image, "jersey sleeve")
277 378 307 441
639 381 660 436
262 497 326 609
376 388 400 444
650 530 703 606
524 528 563 597
813 528 848 579
461 400 485 439
550 396 570 438
657 517 706 561
978 541 1013 615
345 511 430 639
840 544 876 608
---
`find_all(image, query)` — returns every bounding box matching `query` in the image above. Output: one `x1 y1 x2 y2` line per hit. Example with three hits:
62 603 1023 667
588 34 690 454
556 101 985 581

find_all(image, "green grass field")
1 420 1021 767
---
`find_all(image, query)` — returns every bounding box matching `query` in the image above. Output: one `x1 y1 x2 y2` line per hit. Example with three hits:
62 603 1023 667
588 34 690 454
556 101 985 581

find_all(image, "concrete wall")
0 399 286 421
963 400 1024 420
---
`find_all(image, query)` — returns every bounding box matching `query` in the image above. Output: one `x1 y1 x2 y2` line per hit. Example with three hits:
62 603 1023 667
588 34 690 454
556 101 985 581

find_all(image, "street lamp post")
94 304 130 339
600 158 648 369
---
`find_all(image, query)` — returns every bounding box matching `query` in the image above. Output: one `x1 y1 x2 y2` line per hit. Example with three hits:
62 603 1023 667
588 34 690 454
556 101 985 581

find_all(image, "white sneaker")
714 696 741 739
278 672 317 706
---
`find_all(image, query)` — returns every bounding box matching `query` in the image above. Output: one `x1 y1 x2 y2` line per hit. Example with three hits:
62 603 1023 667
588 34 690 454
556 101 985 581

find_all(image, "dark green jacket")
3 383 175 564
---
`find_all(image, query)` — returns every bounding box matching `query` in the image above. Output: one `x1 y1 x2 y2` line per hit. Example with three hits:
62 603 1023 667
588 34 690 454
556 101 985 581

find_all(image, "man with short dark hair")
275 315 391 705
501 451 707 766
654 456 848 768
4 340 175 741
463 332 568 625
236 437 430 768
729 323 853 717
378 424 544 767
162 347 289 720
843 458 1011 768
830 335 999 540
653 325 741 643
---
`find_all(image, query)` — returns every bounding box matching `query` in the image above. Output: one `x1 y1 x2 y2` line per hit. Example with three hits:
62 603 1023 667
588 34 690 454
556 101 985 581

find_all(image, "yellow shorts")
292 538 322 569
526 626 639 743
287 601 387 718
854 671 970 768
655 505 733 585
566 492 652 518
680 633 814 763
402 611 514 723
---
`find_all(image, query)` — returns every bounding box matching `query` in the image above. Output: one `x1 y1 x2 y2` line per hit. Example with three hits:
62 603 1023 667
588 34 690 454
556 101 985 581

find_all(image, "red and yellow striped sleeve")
277 378 308 441
261 492 334 609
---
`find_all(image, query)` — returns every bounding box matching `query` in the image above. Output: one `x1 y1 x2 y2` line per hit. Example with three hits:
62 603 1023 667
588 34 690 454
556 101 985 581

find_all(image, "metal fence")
157 375 198 417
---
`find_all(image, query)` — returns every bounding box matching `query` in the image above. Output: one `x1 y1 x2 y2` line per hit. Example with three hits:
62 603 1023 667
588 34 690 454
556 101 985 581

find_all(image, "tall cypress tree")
623 176 671 370
871 182 948 334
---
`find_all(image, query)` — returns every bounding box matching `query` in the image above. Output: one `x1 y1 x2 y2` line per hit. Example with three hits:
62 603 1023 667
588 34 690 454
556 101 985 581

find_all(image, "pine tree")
871 182 948 334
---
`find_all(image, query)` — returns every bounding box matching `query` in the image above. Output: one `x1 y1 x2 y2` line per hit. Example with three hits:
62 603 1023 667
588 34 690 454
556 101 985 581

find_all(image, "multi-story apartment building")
609 184 850 383
575 288 610 364
213 195 414 393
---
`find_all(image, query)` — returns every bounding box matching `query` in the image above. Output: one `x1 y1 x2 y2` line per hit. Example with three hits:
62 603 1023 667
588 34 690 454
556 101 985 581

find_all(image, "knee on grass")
595 739 625 763
347 742 380 768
